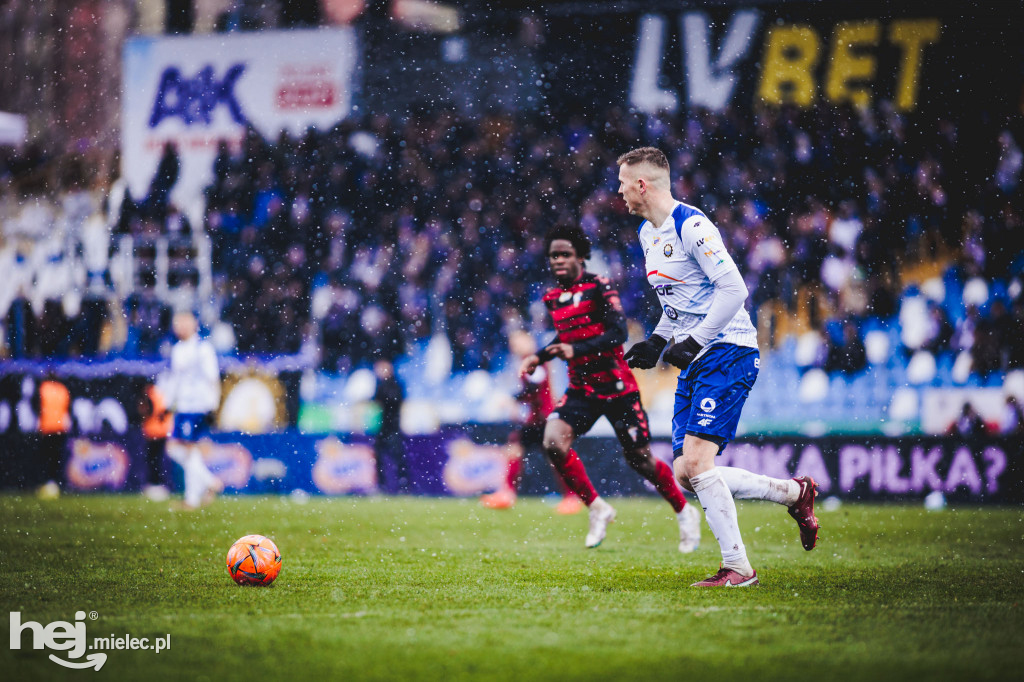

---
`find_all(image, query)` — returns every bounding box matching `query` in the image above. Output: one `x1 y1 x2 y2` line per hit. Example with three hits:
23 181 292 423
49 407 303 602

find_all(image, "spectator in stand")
998 395 1024 435
5 287 34 359
973 301 1008 378
1008 301 1024 370
949 402 987 438
825 321 867 375
124 287 172 357
146 142 179 222
922 303 955 356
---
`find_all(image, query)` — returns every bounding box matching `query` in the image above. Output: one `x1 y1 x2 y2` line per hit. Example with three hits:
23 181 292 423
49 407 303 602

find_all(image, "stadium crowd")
2 101 1023 389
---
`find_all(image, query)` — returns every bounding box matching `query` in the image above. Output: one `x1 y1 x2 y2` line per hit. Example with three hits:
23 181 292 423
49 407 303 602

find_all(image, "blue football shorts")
671 343 759 455
172 413 211 442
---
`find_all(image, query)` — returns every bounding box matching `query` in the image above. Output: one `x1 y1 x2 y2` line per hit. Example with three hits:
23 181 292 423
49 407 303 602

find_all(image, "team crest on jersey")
663 304 679 320
663 243 673 257
572 292 583 306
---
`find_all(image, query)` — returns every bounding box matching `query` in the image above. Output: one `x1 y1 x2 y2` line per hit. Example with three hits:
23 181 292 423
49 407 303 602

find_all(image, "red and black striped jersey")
538 272 639 400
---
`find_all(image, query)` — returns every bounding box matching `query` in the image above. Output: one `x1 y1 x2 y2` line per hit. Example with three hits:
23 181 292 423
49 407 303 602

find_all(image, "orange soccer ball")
226 535 282 586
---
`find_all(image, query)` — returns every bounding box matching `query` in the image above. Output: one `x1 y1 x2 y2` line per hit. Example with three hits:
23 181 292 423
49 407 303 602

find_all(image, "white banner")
122 28 358 219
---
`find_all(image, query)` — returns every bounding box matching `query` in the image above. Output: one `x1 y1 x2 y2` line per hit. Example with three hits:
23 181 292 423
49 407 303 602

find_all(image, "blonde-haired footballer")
618 147 820 587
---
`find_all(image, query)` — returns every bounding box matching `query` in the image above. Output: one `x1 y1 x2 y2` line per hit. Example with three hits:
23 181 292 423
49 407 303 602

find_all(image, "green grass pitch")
2 493 1022 681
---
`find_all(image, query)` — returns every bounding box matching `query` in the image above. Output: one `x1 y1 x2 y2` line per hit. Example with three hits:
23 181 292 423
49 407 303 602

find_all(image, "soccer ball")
226 534 282 586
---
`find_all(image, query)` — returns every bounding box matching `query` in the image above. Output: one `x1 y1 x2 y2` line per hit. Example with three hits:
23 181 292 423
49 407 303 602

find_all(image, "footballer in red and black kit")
519 224 701 552
537 271 645 439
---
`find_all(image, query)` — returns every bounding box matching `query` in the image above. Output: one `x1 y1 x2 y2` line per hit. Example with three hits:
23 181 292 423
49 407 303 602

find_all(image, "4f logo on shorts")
696 418 713 427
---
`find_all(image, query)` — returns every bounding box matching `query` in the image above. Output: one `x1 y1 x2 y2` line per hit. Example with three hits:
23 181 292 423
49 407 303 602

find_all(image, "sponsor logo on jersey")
649 270 685 283
663 243 673 257
663 304 679 320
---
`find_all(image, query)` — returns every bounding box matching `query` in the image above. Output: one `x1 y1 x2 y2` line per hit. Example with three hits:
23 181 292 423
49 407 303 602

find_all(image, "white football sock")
717 467 799 505
183 447 213 508
165 440 187 466
690 468 752 576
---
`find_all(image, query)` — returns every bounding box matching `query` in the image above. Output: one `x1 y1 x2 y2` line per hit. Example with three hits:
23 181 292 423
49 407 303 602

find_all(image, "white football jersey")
638 201 758 352
165 335 221 414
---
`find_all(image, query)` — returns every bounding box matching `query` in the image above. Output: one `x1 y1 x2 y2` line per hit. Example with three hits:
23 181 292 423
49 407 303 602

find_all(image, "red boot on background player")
481 331 583 513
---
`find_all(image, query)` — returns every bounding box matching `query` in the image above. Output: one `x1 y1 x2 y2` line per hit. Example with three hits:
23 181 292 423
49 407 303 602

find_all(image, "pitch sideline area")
2 494 1021 681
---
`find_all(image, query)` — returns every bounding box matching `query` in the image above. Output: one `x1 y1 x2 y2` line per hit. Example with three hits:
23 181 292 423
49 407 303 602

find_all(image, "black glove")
662 336 704 370
624 335 668 369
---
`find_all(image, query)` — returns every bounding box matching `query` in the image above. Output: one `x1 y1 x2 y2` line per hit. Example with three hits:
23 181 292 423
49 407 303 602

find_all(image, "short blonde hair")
616 147 669 170
617 147 671 189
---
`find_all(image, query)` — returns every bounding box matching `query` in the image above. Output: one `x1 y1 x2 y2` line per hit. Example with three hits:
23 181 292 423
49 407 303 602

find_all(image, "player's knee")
543 440 568 464
678 448 706 479
672 457 688 485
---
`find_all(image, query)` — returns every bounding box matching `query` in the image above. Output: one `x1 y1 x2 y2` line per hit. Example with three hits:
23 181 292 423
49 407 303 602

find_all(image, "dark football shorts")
548 389 651 449
508 422 545 450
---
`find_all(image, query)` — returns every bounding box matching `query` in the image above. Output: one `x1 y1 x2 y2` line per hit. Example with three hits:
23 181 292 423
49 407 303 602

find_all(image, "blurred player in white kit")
162 311 223 509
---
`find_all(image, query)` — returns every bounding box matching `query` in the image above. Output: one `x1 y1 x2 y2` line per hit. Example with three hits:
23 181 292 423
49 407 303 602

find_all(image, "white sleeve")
682 218 741 283
688 267 748 345
200 342 221 404
164 346 182 409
